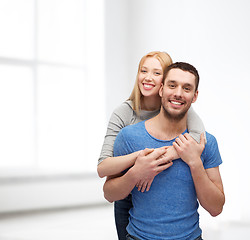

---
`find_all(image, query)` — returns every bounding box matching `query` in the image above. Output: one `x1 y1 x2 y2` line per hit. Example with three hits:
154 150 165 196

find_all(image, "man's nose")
174 86 183 97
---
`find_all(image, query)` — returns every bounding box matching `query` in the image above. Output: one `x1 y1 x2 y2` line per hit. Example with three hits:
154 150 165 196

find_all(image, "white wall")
105 0 250 223
105 0 131 117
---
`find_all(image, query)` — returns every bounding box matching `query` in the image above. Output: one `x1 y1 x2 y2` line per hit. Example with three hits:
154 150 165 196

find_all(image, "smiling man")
103 62 225 240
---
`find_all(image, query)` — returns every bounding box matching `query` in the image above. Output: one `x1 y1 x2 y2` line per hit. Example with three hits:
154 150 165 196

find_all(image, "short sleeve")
202 133 222 169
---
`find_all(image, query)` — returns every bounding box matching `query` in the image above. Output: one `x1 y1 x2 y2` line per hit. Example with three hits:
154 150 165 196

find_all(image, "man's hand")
134 147 174 192
173 133 205 167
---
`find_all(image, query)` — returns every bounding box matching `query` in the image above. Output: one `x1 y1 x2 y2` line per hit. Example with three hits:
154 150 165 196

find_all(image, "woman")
98 51 205 240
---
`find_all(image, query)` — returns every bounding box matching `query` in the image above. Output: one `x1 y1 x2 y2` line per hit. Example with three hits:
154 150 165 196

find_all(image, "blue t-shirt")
114 121 222 240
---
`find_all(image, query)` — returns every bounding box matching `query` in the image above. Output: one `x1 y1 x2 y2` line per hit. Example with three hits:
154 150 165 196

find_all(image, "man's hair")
164 62 200 91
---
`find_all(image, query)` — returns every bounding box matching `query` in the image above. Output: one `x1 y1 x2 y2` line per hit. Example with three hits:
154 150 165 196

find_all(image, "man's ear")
192 90 198 103
159 83 164 97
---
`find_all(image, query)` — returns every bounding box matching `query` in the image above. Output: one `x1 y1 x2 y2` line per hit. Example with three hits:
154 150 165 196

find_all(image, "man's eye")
184 87 191 91
141 70 147 73
169 84 175 88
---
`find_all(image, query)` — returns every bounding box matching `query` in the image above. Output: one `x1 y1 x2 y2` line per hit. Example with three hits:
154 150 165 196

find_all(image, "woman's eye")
154 72 161 75
141 70 147 73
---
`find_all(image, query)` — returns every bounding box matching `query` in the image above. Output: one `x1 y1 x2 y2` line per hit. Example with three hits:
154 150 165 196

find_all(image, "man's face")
159 68 198 121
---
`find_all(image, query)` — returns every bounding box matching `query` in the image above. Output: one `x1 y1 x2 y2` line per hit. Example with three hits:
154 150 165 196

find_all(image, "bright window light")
0 0 105 174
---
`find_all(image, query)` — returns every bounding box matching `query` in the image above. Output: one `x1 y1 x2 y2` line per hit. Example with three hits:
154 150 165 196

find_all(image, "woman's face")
138 57 163 98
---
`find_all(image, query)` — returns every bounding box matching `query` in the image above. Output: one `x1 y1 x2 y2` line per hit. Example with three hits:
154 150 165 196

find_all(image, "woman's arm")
187 107 207 143
104 148 174 202
98 102 137 177
97 151 141 178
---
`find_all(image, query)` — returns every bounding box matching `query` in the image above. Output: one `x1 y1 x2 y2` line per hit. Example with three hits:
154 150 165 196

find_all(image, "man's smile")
169 99 185 108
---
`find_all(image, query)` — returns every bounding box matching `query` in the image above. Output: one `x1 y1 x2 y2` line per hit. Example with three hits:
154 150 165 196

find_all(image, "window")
0 0 105 174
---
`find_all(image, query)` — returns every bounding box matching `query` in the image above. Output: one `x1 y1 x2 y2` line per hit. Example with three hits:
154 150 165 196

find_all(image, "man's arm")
103 148 173 203
190 165 224 216
173 133 225 216
103 167 139 203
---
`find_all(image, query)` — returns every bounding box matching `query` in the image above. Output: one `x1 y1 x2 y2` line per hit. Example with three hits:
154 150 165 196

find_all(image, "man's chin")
163 108 187 121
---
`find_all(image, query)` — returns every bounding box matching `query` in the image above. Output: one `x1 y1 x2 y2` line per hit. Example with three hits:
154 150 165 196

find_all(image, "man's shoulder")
202 131 222 167
120 120 145 135
205 132 218 148
114 121 145 155
205 132 217 142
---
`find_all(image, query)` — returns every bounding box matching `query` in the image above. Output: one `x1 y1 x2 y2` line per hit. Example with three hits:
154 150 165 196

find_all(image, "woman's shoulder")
112 100 134 116
109 100 135 125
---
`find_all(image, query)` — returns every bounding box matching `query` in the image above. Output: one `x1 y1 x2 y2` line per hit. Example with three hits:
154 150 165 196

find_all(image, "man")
104 62 225 240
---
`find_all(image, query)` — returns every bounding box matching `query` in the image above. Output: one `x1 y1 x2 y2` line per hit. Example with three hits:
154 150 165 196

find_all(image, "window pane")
38 0 85 65
0 0 34 59
37 66 86 172
0 65 35 168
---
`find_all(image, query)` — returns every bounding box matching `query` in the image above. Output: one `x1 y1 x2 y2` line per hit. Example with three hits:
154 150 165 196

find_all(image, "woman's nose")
145 73 153 81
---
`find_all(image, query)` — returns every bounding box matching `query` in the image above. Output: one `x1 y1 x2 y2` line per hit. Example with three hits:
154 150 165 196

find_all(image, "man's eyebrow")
166 80 177 83
183 83 192 86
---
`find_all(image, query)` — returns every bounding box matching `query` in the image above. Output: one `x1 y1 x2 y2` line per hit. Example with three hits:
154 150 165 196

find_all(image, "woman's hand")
135 146 179 192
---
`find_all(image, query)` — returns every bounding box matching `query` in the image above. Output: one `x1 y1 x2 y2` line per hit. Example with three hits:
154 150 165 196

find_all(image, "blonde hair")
128 51 173 115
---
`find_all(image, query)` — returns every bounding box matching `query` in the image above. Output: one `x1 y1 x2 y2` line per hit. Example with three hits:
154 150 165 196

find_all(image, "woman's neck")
141 96 161 111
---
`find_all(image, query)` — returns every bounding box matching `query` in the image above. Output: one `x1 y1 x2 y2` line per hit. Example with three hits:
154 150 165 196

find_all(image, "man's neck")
145 110 187 141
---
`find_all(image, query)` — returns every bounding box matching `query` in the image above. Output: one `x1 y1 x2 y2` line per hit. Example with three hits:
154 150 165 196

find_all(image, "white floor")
0 204 249 240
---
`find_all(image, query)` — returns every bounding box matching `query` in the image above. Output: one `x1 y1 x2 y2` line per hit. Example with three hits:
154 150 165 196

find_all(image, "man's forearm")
190 164 225 216
103 167 138 203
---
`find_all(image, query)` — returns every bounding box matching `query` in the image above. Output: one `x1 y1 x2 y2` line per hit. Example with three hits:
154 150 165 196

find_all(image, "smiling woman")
138 57 163 111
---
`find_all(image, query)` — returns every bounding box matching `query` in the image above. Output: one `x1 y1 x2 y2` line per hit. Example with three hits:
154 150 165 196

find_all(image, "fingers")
146 179 153 192
200 132 205 146
137 179 154 193
174 135 185 147
175 133 195 147
140 182 147 193
137 180 142 192
140 148 154 157
156 161 173 172
136 180 150 193
149 147 167 159
157 155 173 165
